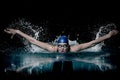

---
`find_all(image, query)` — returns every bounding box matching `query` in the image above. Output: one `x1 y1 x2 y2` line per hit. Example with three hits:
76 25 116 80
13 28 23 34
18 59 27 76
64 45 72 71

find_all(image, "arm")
70 30 119 52
4 28 56 52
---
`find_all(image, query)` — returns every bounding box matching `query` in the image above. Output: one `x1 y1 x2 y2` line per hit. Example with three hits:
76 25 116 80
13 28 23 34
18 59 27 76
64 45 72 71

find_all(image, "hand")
4 28 18 39
108 30 119 37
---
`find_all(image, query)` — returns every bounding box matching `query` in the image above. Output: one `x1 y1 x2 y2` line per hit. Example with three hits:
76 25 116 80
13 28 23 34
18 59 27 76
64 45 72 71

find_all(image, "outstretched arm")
70 30 119 52
4 28 56 52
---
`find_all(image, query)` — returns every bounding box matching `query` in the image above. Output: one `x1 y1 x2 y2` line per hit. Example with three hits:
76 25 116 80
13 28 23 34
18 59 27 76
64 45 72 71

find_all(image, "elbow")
91 43 96 47
29 39 36 44
90 41 97 47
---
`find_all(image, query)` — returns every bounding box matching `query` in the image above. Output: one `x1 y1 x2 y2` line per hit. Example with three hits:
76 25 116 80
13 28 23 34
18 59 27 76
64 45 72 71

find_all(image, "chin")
59 51 66 53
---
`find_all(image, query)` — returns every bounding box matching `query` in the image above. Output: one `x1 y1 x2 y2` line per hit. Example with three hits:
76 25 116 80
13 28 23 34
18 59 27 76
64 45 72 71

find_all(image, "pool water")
1 48 119 74
1 49 119 80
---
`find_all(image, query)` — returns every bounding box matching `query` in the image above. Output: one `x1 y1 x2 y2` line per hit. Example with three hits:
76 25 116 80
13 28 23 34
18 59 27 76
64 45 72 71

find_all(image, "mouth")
61 51 66 53
58 51 65 53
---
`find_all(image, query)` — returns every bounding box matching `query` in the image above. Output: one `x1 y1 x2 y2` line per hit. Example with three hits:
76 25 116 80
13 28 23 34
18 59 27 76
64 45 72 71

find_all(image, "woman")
4 28 119 53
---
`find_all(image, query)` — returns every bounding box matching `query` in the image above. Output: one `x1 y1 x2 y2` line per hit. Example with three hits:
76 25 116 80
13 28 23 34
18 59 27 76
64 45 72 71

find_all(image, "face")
57 43 69 53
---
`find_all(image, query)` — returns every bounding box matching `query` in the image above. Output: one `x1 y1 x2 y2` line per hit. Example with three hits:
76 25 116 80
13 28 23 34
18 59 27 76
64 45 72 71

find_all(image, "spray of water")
81 23 117 52
9 18 49 53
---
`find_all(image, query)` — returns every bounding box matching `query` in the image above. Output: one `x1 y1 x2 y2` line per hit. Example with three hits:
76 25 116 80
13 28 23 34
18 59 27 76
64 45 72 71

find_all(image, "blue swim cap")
57 36 68 44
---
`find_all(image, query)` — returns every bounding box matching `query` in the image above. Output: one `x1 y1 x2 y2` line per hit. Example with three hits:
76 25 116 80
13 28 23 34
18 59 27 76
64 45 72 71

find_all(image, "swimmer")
4 28 119 53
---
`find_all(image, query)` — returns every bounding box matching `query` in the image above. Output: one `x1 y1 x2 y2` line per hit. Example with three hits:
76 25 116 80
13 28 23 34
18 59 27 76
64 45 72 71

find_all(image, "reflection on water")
4 50 118 74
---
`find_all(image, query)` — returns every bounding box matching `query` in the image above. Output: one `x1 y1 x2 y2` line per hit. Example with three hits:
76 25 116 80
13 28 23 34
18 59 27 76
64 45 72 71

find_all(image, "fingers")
4 28 15 34
115 30 119 34
4 28 9 31
11 34 15 39
4 29 11 34
110 30 119 36
113 30 119 34
4 28 16 39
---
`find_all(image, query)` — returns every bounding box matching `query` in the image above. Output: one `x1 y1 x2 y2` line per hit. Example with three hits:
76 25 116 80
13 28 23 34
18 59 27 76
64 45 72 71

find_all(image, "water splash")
9 18 49 53
81 23 117 52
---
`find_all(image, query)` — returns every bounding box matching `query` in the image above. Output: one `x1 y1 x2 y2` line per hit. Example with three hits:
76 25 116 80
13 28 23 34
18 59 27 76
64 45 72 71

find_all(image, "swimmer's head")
57 36 70 53
57 36 68 44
